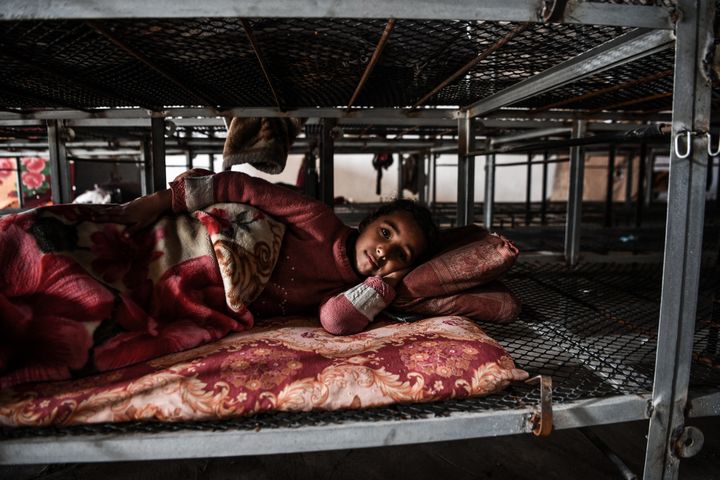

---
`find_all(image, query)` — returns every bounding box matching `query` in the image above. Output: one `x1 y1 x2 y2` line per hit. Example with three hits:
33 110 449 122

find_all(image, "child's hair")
358 199 439 263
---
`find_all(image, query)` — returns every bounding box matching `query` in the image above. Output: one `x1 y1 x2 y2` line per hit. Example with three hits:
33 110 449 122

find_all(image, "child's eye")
380 228 390 239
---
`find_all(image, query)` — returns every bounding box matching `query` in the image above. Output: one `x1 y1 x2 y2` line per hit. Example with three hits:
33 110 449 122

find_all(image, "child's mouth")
365 252 379 269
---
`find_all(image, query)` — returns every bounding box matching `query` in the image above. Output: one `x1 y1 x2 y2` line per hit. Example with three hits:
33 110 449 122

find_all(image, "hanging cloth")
372 153 394 195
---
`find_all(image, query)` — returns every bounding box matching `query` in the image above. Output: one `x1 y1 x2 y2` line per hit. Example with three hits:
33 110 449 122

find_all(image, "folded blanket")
0 202 284 388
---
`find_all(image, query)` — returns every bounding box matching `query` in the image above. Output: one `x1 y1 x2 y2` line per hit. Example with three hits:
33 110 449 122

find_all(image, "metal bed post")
525 151 533 225
397 154 403 200
150 117 167 194
564 120 586 266
13 158 23 208
483 138 495 230
418 152 427 205
643 0 714 477
140 137 152 196
319 118 336 206
47 119 72 203
456 112 474 226
541 147 548 226
605 145 616 228
625 149 635 222
635 140 647 227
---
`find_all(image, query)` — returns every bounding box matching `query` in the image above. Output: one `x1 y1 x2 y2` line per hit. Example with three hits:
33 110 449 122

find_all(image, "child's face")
354 210 427 277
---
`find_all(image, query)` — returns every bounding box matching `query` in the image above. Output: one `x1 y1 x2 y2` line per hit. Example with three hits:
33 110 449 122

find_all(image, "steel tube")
564 120 586 266
456 114 474 226
0 1 673 28
319 118 336 206
605 146 616 228
541 148 549 225
643 1 715 478
241 19 283 110
347 19 395 110
525 152 533 225
150 117 166 193
483 139 495 229
47 119 72 203
465 29 675 118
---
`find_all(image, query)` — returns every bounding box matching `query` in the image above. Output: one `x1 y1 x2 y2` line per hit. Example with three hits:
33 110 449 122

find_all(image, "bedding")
0 202 284 388
0 315 527 426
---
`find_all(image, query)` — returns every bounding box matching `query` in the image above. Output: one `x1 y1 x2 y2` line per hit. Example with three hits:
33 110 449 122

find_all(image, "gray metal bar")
240 19 283 110
150 117 166 193
525 152 533 225
418 153 427 204
492 127 571 146
319 118 336 206
635 141 647 227
140 138 152 196
456 114 474 226
0 394 652 465
643 0 715 478
564 120 586 266
431 153 438 208
0 107 674 123
46 119 72 203
348 19 395 110
0 1 672 28
625 151 634 218
464 29 675 118
483 139 495 229
13 158 24 208
605 146 616 228
541 148 549 225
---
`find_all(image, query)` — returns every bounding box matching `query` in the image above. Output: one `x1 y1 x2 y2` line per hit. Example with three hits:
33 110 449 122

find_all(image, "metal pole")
605 145 616 228
140 137 152 196
635 141 647 227
483 138 495 229
13 157 24 208
431 153 438 209
397 154 403 200
625 150 635 219
47 119 72 203
644 0 714 478
541 148 549 225
525 151 533 225
151 117 166 193
564 119 586 266
418 152 427 205
456 113 475 226
319 118 336 206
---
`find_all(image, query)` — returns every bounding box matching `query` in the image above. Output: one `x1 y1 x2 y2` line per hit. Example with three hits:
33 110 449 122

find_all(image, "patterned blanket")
0 202 285 388
0 316 527 426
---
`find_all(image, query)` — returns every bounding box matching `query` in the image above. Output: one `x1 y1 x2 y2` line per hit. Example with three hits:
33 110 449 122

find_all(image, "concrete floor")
1 416 717 480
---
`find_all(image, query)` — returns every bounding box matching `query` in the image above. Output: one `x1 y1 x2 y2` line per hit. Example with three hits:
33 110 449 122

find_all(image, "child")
94 169 439 336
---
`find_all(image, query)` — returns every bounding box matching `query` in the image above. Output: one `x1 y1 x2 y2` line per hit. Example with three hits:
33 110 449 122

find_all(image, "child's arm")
319 276 396 335
170 170 336 227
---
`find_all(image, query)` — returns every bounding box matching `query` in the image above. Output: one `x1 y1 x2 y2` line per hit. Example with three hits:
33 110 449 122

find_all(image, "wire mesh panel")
2 260 717 440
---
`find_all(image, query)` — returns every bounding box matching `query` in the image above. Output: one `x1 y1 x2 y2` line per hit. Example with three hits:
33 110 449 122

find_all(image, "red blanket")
0 202 284 388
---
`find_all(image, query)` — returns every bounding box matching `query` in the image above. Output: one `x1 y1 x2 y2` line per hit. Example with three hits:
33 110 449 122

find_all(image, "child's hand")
382 267 412 288
90 189 172 235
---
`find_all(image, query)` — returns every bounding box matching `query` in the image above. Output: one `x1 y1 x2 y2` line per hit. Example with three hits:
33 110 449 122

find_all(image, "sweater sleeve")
319 276 396 335
169 170 336 228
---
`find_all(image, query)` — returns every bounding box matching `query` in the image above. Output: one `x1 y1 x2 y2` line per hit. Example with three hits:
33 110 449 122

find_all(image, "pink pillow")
393 281 520 324
395 225 519 300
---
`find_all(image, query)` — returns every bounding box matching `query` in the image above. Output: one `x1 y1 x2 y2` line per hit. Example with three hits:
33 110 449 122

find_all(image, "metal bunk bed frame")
0 1 717 479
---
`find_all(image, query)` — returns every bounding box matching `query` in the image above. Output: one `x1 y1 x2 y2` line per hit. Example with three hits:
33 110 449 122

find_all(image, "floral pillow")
392 281 520 324
392 226 519 323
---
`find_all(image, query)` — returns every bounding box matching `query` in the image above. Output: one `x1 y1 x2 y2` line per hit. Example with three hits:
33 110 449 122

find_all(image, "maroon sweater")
170 171 396 335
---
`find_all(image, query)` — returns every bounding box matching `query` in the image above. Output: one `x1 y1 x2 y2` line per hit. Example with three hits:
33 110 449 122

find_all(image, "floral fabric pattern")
0 316 528 426
0 202 285 388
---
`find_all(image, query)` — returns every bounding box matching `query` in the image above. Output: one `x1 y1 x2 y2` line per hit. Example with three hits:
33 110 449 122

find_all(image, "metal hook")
674 130 692 159
707 132 720 156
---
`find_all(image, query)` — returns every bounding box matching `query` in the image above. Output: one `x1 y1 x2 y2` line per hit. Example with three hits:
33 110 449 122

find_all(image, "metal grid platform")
1 260 716 449
0 17 678 113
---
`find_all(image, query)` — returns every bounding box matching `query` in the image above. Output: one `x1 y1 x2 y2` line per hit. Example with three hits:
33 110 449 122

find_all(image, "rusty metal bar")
589 92 673 113
412 23 529 109
534 69 673 113
86 21 219 110
240 19 283 111
347 18 395 111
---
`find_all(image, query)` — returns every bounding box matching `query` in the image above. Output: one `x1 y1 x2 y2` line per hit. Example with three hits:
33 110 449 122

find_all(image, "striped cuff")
342 276 395 322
